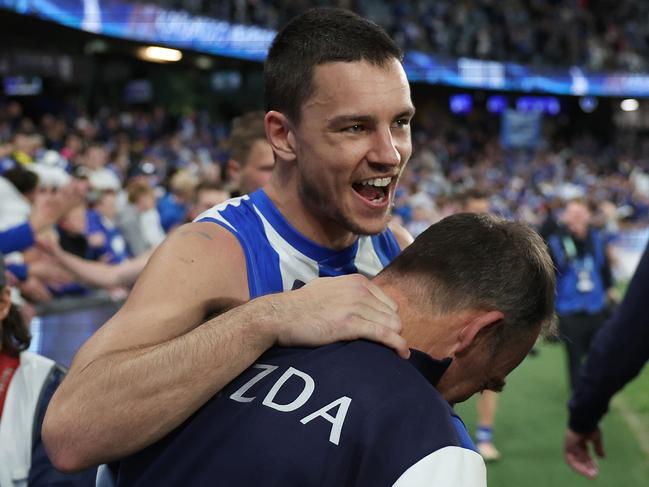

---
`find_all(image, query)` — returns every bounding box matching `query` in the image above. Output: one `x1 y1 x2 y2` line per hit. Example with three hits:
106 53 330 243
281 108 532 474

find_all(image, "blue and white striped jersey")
116 341 486 487
195 189 401 298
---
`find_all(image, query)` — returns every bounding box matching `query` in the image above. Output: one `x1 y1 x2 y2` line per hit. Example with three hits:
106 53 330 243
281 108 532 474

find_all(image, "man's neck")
373 276 458 359
263 180 359 249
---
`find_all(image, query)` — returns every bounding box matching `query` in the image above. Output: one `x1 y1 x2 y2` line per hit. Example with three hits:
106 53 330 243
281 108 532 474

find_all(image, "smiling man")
115 214 556 486
44 8 416 471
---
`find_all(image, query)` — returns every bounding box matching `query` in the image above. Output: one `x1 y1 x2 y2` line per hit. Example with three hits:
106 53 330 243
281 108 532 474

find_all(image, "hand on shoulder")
260 274 409 359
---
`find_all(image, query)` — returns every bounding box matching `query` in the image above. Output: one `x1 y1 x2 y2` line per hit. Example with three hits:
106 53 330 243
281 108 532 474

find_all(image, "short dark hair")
2 303 30 357
3 167 39 195
264 7 403 123
383 213 556 338
229 111 267 166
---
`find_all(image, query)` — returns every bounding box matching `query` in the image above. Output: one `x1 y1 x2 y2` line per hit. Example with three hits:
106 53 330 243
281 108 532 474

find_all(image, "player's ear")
227 159 241 182
454 310 504 354
265 111 296 162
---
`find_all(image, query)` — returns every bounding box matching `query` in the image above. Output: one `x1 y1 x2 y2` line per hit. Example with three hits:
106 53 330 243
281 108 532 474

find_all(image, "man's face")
562 201 591 237
85 147 108 170
191 189 230 219
437 324 540 405
290 59 414 236
136 193 155 212
240 139 275 195
13 134 32 154
60 204 87 235
96 192 117 220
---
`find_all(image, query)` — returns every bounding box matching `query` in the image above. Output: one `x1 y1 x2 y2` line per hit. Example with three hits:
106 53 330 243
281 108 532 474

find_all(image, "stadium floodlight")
620 99 639 112
137 46 183 63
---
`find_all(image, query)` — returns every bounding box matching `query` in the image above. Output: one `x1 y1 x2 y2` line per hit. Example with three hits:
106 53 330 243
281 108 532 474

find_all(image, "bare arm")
42 222 251 470
43 223 407 471
61 247 153 288
38 237 154 289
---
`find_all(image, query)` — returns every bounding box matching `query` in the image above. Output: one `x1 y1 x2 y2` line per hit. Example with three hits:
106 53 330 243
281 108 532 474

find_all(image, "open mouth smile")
351 176 393 208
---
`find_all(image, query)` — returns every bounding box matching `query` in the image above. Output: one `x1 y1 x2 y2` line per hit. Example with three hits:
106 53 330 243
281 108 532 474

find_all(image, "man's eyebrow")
395 107 416 119
327 108 415 127
327 114 375 127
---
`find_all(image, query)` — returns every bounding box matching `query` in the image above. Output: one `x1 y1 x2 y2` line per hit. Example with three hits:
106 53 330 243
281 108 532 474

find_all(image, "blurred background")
1 1 648 485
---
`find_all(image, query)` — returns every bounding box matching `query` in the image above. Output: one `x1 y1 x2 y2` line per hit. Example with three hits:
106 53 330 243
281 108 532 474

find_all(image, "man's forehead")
304 59 412 115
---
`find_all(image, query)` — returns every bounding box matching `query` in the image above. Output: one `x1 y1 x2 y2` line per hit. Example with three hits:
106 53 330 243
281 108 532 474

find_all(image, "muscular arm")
42 222 259 470
43 223 406 471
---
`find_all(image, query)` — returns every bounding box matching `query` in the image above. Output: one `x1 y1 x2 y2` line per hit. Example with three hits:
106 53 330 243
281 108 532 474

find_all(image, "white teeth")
360 177 392 187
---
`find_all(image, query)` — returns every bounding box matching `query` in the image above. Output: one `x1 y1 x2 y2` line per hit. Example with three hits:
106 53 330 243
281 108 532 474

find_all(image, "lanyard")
561 235 578 260
562 235 594 272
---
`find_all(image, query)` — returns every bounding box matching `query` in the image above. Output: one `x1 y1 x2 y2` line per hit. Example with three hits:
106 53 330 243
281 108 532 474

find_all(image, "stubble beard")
298 172 392 238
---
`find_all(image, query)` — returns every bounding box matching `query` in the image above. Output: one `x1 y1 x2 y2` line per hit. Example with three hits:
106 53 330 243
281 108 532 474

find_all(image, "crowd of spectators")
145 0 649 72
1 97 648 312
0 99 232 308
397 108 649 283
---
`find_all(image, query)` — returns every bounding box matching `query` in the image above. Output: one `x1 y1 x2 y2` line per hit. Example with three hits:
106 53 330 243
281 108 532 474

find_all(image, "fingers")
593 431 605 458
564 429 600 479
352 301 402 333
352 317 410 359
565 449 598 479
365 279 398 312
281 274 408 357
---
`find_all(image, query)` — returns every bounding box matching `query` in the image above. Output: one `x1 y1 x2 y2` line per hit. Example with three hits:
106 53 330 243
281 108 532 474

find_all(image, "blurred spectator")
0 168 38 229
86 190 129 264
546 199 619 389
188 182 230 221
225 111 274 197
0 171 86 297
79 143 121 192
118 179 165 256
0 130 39 171
157 169 199 232
0 255 96 486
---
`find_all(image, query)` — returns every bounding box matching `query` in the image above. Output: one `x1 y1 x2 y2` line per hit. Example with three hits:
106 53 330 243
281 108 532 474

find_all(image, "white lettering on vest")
230 363 278 403
262 367 315 412
300 396 352 446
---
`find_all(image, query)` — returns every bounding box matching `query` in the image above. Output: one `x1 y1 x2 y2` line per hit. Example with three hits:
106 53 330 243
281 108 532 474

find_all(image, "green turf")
455 343 649 486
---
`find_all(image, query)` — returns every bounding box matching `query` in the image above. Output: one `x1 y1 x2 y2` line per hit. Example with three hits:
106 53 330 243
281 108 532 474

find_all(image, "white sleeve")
392 446 487 487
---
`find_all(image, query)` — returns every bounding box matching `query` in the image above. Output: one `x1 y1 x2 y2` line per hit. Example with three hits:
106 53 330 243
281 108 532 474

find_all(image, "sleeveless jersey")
196 189 401 298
